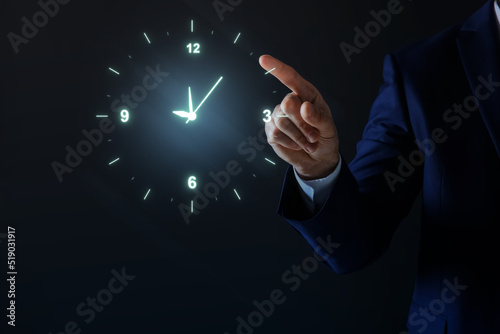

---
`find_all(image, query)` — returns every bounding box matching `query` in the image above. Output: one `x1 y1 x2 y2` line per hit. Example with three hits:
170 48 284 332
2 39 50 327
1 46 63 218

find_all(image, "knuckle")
275 117 295 132
272 104 281 114
281 94 299 113
265 123 275 142
294 133 307 145
269 127 282 143
297 119 310 131
274 116 288 129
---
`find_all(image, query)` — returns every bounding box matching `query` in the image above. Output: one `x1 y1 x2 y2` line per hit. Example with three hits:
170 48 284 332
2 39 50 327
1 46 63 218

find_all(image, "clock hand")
173 111 191 118
186 86 197 124
188 86 194 114
193 76 223 114
173 111 197 123
174 87 197 123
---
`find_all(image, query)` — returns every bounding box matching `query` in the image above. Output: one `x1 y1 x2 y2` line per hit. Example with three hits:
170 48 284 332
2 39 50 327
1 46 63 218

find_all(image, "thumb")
300 101 336 139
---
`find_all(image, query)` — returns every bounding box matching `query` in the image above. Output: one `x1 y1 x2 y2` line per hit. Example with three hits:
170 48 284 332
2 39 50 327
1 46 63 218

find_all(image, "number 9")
121 109 129 123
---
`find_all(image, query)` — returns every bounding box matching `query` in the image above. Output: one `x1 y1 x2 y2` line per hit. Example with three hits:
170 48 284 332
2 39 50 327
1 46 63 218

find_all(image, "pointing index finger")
259 55 317 103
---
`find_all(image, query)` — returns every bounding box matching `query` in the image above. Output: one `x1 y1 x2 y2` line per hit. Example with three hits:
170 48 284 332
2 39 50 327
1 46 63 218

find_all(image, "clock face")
88 8 282 224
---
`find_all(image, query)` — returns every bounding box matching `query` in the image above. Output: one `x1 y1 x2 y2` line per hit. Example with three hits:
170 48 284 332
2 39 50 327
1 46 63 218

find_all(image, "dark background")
0 0 487 333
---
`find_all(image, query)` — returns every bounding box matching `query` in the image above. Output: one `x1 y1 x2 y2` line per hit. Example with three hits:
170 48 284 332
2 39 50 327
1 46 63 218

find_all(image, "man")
259 0 500 333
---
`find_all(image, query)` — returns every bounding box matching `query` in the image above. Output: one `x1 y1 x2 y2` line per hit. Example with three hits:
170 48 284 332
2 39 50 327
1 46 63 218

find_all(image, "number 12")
187 43 200 54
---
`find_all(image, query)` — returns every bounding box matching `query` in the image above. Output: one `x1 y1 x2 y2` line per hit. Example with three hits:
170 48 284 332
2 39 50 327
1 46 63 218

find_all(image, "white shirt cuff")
293 156 342 214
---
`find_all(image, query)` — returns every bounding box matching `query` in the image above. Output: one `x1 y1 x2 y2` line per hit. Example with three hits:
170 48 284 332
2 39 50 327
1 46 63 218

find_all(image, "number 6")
188 176 197 189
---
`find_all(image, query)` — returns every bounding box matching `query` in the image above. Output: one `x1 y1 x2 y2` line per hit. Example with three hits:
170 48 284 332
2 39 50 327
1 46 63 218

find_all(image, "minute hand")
193 76 223 113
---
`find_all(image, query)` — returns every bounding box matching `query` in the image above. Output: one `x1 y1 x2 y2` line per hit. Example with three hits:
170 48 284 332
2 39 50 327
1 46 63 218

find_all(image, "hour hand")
173 111 191 118
173 110 197 123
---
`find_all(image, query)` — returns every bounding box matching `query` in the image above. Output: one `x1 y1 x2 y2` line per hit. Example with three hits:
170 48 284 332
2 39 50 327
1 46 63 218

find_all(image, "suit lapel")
457 0 500 156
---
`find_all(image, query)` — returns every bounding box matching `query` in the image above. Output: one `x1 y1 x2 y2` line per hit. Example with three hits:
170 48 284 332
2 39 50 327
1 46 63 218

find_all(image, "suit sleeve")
277 53 423 274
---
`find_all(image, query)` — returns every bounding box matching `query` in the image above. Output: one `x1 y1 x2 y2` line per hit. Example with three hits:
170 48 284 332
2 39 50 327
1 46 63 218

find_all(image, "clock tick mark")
109 158 120 165
233 32 241 44
144 32 151 44
264 68 276 75
108 67 120 75
234 189 241 200
265 158 276 165
144 189 151 200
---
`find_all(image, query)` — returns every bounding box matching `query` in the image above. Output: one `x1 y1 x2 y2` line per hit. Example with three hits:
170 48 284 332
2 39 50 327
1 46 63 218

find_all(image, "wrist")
296 156 340 181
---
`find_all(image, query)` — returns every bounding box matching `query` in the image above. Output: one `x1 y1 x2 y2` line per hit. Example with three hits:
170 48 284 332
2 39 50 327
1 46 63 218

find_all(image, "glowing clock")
91 10 282 225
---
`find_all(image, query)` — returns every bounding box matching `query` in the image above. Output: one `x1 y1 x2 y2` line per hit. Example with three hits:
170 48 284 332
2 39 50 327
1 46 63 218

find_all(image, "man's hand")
259 55 340 180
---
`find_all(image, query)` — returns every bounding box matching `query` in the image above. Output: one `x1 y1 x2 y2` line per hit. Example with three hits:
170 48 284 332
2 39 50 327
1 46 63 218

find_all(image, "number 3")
263 109 272 123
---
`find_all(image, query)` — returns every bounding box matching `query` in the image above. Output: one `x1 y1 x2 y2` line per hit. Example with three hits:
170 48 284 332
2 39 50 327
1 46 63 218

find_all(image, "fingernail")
305 144 315 153
308 132 317 143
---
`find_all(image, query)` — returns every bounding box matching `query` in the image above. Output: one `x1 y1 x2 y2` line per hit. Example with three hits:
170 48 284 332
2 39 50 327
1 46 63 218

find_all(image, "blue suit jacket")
278 2 500 333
